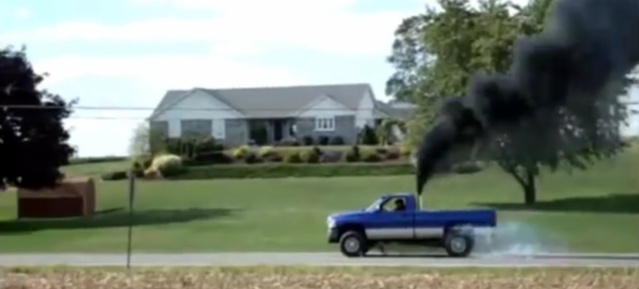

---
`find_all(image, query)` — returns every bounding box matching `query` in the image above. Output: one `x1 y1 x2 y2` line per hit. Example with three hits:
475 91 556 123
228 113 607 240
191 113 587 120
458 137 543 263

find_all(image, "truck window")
381 197 407 212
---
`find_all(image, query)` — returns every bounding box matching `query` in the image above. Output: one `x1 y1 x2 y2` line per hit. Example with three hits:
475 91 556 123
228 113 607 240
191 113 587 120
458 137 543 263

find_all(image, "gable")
295 95 355 117
152 89 245 120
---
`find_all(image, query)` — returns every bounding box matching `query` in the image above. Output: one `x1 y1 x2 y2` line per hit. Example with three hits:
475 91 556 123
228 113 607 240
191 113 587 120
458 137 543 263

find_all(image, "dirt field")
2 266 638 289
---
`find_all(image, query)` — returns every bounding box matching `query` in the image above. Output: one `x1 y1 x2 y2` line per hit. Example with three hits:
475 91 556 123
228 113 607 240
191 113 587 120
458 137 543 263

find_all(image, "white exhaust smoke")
474 221 568 257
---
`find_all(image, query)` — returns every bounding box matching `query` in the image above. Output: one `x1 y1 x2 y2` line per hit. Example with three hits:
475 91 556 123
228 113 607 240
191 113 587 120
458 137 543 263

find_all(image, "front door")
365 196 414 240
272 120 284 142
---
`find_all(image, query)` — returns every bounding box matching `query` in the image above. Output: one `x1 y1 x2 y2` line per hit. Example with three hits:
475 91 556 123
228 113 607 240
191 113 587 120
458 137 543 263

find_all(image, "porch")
247 118 297 145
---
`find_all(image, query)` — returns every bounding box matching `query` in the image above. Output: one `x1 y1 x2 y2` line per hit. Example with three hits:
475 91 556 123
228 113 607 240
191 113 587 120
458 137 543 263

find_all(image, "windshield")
364 198 385 212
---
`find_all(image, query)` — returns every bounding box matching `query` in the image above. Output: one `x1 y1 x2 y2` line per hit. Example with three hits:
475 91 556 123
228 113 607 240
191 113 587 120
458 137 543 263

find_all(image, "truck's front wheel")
339 230 367 257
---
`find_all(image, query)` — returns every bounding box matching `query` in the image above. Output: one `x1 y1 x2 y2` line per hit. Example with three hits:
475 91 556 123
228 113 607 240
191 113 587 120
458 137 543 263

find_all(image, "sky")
1 0 637 157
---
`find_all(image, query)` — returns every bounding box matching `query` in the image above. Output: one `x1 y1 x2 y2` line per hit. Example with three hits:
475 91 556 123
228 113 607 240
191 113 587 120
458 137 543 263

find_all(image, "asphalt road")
1 253 638 267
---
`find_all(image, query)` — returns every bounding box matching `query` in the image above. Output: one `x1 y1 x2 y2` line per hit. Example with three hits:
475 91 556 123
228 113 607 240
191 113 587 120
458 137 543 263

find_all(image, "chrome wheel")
450 236 467 253
343 237 361 253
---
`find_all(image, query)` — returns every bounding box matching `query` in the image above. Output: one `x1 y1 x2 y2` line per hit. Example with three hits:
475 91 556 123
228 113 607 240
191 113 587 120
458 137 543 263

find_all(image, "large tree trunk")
504 166 538 206
522 169 537 205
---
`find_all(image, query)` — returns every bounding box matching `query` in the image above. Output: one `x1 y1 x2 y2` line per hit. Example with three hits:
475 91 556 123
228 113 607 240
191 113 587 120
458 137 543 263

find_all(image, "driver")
393 198 406 211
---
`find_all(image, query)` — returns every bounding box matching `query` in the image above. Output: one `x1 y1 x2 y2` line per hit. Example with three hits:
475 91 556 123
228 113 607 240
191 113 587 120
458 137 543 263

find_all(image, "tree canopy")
0 46 76 190
386 0 633 204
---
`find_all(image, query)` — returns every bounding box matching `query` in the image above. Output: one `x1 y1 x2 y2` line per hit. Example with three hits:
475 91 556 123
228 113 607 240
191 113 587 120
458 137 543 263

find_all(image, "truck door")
366 196 414 240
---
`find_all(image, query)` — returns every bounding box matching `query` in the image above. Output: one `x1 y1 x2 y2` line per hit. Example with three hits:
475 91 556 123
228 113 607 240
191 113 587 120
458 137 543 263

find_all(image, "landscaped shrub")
320 150 343 163
171 163 415 180
131 155 153 171
187 151 234 166
263 153 283 162
317 136 330 145
243 152 261 164
300 147 322 163
329 136 345 145
277 138 300 146
283 150 303 163
359 125 378 145
302 136 314 146
150 154 186 177
70 156 127 165
360 148 382 163
258 146 275 158
342 145 360 162
399 142 412 157
232 145 250 159
101 171 128 181
385 148 400 160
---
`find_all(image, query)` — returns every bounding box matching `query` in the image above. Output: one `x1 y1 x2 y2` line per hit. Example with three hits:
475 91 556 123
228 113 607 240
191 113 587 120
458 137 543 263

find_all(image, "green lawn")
0 145 637 253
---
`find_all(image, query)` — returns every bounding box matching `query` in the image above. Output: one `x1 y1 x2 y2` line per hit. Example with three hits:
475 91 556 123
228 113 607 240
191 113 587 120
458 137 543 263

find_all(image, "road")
1 253 638 267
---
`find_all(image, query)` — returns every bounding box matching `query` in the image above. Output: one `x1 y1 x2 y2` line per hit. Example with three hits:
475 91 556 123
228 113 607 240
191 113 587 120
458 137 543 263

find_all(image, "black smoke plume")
416 0 639 195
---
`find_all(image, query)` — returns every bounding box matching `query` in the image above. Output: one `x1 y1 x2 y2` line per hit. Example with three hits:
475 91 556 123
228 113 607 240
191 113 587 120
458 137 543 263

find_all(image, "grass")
3 266 638 289
0 145 636 253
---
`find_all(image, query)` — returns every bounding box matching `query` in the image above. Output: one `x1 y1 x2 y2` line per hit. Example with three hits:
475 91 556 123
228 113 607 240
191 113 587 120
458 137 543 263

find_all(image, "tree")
128 122 164 157
0 46 76 190
386 0 633 205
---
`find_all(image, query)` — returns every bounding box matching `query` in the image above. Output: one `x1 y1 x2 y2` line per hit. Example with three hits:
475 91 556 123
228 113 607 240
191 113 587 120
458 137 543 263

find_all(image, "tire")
339 230 368 257
444 230 475 257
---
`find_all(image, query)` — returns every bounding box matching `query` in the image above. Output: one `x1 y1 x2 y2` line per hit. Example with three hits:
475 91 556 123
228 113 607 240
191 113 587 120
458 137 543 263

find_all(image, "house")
147 83 416 146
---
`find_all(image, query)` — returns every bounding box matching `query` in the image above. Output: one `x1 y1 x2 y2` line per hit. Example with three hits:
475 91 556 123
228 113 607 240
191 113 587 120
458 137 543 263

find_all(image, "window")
315 117 335 131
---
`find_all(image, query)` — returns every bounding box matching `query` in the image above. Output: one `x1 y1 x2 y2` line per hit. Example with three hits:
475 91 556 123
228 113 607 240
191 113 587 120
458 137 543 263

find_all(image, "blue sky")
1 0 636 157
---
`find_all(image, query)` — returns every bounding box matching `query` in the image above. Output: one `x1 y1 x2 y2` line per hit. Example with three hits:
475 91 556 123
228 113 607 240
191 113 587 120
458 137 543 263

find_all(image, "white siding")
297 95 355 118
153 90 243 137
355 91 376 128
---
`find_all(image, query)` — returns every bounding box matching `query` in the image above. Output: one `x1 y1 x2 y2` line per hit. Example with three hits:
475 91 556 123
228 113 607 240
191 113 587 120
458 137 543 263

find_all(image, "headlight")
326 217 335 228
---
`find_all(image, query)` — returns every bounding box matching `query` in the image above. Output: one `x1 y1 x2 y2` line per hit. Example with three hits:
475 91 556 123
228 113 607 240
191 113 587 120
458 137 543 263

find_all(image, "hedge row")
102 162 414 181
68 156 128 165
170 162 414 179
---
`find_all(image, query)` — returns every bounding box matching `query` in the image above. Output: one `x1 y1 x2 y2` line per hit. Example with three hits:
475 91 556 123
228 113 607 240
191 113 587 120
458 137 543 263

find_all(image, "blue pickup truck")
326 192 496 257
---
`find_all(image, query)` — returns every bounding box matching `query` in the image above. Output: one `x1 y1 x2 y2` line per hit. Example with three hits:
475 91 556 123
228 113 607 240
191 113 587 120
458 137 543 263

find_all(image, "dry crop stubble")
2 266 638 289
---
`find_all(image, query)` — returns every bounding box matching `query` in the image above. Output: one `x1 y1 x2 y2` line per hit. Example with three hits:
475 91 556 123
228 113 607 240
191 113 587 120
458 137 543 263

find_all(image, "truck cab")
326 192 496 257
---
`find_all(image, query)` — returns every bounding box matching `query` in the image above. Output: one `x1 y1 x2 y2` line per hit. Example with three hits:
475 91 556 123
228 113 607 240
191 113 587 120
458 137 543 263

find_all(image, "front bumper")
327 227 338 243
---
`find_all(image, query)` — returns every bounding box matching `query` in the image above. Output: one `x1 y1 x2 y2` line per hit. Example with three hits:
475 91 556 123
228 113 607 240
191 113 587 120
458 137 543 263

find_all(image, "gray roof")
375 100 417 119
150 83 375 119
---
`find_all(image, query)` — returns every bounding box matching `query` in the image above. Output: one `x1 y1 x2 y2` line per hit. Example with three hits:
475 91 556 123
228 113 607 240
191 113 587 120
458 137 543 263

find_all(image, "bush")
360 149 382 163
399 143 412 157
317 136 330 145
329 136 345 145
244 153 261 164
171 163 415 180
194 137 221 155
300 147 322 163
277 138 300 146
70 156 127 165
283 150 303 163
131 155 153 171
184 151 234 166
258 146 275 158
320 150 343 163
343 145 360 162
359 125 378 145
101 171 128 181
386 148 400 160
302 136 314 146
232 145 250 159
150 154 186 177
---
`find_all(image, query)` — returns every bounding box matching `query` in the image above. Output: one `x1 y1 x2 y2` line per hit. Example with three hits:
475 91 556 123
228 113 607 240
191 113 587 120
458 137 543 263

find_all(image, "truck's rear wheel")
339 230 367 257
444 231 474 257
